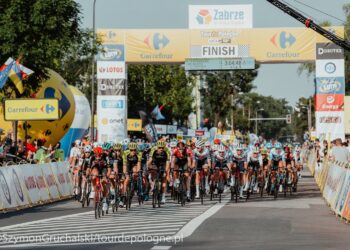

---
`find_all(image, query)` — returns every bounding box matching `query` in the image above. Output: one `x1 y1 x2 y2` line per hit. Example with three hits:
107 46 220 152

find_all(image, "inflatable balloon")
17 69 75 147
60 86 91 158
0 104 13 136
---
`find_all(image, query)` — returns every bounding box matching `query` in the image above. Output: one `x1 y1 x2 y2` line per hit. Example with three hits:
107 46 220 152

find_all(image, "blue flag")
151 105 165 120
0 58 15 89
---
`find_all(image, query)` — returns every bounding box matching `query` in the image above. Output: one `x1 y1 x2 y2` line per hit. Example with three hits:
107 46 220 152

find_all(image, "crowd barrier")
306 149 350 223
0 161 73 212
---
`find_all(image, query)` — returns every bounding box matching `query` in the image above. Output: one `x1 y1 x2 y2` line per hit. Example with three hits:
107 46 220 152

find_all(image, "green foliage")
0 0 95 97
293 96 315 141
236 93 293 139
201 66 259 127
127 65 195 125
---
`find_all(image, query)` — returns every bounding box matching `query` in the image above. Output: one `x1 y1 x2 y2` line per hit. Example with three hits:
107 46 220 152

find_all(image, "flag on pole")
0 58 15 89
9 59 33 94
151 105 165 120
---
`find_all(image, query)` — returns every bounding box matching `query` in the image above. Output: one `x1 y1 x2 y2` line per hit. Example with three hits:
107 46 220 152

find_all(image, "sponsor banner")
40 164 60 199
98 26 344 63
97 44 125 61
323 164 345 204
167 125 177 134
316 111 345 140
315 94 344 111
127 119 142 132
155 124 167 134
344 96 350 134
98 79 126 96
335 169 350 215
4 99 59 121
315 77 345 94
97 61 126 79
316 43 344 60
188 5 253 29
0 167 15 209
97 95 127 143
195 130 205 136
98 29 125 44
315 59 344 77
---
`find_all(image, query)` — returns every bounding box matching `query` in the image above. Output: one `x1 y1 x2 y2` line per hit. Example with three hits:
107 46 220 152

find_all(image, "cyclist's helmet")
170 141 177 148
236 143 243 150
113 143 122 150
265 142 272 149
75 139 81 146
84 145 92 153
217 145 225 153
253 147 260 153
177 140 185 147
195 140 205 148
102 142 111 151
93 146 103 156
205 141 211 147
214 138 221 145
128 142 138 150
275 142 282 149
261 148 268 155
186 139 192 147
157 140 167 148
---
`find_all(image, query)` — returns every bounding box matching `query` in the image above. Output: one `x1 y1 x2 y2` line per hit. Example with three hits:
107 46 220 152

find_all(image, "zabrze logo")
270 31 296 49
144 33 169 50
196 9 212 24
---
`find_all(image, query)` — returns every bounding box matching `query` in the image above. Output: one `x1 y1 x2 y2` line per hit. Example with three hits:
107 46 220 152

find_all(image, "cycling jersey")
232 151 247 173
173 148 189 169
150 147 170 168
248 155 262 170
270 149 285 170
110 151 123 174
80 155 95 171
122 150 142 172
192 148 209 170
213 151 230 169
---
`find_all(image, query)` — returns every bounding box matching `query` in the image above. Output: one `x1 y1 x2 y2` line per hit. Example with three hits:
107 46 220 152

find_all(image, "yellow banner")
4 99 59 121
127 119 142 131
98 26 343 63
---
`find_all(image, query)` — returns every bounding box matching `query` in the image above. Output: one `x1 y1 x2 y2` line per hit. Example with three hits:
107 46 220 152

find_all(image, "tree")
293 96 315 141
127 65 195 125
0 0 96 97
201 66 259 127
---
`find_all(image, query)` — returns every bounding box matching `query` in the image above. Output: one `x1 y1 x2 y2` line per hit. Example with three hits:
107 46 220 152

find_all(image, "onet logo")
196 9 212 24
144 33 169 50
270 31 296 49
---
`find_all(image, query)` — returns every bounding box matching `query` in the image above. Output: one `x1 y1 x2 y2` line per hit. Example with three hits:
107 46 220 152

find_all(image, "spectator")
25 137 37 161
53 142 65 162
329 138 350 163
34 140 49 164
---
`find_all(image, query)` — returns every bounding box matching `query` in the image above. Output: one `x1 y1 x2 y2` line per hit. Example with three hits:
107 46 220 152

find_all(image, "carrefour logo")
144 33 169 50
196 9 212 24
270 31 296 49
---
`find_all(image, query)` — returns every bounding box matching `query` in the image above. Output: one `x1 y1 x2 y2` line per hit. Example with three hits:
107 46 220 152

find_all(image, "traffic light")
286 114 292 124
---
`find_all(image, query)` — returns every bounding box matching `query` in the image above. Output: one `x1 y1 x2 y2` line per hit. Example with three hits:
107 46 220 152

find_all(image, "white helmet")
75 139 81 146
195 140 205 148
204 141 211 147
84 145 92 153
217 145 225 153
170 141 177 148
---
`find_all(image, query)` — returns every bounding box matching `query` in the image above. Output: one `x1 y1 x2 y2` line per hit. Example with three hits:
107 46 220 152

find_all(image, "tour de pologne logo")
196 9 212 25
0 170 11 205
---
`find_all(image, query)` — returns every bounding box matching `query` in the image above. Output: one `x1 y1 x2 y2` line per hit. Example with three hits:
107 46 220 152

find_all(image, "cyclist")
108 143 124 204
231 143 248 198
168 140 178 190
70 140 82 196
91 146 108 210
247 147 262 192
147 140 170 204
122 142 142 206
171 140 192 200
211 145 230 194
192 140 211 198
284 145 295 186
79 144 94 202
269 142 285 194
260 148 270 190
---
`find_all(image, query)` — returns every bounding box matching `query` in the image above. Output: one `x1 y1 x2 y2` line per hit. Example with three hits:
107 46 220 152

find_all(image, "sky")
75 0 349 105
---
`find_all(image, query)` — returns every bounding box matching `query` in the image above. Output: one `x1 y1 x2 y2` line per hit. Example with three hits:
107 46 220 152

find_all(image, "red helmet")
93 146 103 156
214 139 221 145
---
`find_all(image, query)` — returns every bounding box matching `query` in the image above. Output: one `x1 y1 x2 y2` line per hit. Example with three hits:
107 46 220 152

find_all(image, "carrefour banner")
188 5 253 29
97 26 343 63
97 95 127 143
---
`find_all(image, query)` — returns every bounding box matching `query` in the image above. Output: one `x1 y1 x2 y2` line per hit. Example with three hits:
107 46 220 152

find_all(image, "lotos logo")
196 9 212 24
144 33 169 50
271 31 296 49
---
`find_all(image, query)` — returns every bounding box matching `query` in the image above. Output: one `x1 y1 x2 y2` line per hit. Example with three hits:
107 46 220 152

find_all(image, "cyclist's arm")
122 151 128 174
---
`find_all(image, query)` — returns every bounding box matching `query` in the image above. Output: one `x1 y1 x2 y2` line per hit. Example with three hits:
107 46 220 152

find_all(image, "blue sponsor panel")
60 128 87 159
102 99 124 109
97 44 125 61
315 77 345 95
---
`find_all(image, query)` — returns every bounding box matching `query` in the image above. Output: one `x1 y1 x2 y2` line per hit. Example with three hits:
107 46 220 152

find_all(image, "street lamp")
91 0 97 142
255 108 264 135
